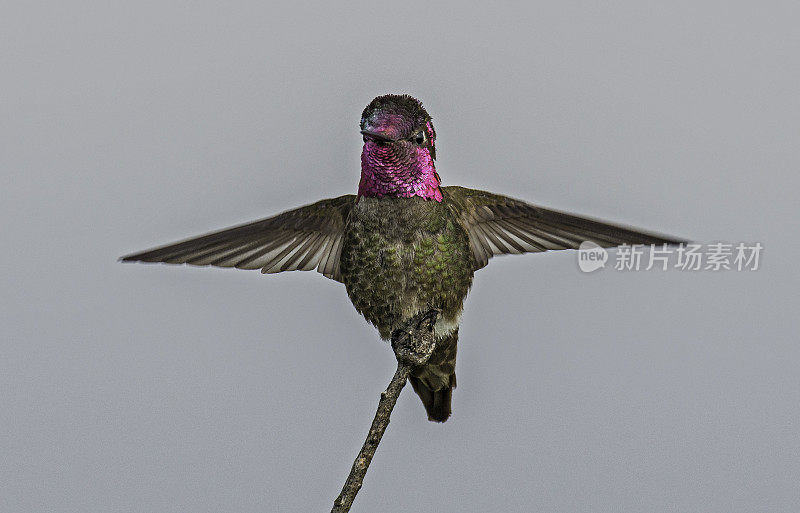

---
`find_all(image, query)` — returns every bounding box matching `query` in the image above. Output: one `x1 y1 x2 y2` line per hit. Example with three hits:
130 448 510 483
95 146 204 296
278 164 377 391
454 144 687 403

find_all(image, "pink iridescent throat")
358 143 442 202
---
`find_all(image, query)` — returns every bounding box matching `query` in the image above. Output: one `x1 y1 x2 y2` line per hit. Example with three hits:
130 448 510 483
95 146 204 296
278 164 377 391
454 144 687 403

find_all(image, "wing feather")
442 186 686 270
120 195 355 282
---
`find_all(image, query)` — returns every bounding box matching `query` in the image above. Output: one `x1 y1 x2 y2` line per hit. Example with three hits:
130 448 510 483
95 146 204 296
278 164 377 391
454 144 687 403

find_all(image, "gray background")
3 2 798 512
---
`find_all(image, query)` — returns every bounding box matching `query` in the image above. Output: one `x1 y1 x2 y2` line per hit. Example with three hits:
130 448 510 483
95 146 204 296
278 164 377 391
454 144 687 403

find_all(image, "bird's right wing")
442 186 686 270
120 195 356 281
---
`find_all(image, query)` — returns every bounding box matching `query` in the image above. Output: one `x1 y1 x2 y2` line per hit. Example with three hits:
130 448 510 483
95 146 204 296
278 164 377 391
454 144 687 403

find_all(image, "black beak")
360 129 396 143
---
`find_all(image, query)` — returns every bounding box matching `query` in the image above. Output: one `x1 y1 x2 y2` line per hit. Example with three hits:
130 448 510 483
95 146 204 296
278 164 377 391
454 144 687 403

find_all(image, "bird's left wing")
442 186 686 270
120 195 356 281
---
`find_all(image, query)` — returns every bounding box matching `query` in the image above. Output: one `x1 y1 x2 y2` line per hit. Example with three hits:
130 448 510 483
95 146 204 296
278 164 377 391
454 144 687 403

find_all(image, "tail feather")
409 376 454 422
408 330 458 422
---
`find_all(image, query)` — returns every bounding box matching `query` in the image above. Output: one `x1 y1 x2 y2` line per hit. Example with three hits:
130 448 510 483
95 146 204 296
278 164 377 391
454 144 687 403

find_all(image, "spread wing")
120 195 356 281
442 186 686 270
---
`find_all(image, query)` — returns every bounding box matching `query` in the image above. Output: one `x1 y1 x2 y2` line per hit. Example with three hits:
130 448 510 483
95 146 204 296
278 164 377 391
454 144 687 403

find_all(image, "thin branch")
331 309 440 513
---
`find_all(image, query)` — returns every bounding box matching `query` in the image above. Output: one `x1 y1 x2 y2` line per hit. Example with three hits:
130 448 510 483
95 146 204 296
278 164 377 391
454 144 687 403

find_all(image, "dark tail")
408 330 458 422
409 374 455 422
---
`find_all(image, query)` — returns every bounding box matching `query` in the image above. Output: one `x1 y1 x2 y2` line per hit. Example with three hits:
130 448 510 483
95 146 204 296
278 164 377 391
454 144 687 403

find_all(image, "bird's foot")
391 309 440 367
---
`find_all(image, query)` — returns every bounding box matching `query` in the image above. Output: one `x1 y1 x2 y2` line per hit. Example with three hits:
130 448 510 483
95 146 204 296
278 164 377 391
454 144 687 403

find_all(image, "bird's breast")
339 196 474 339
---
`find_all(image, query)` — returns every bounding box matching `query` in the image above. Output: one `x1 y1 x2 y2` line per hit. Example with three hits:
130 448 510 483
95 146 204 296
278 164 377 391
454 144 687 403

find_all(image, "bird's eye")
413 132 426 145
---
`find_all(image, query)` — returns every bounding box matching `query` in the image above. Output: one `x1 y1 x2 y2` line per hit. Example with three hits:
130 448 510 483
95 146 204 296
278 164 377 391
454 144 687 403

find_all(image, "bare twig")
331 309 440 513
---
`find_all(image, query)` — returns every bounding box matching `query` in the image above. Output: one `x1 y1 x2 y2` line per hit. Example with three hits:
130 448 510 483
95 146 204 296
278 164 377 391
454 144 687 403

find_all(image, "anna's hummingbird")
122 94 683 422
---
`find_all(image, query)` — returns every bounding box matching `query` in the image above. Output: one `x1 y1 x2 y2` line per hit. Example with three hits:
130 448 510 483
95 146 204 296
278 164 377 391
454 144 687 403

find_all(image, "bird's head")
358 94 441 202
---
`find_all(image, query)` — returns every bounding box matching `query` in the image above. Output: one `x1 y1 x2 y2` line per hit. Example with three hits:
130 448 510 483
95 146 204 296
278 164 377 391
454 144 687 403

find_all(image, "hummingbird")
122 94 683 422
